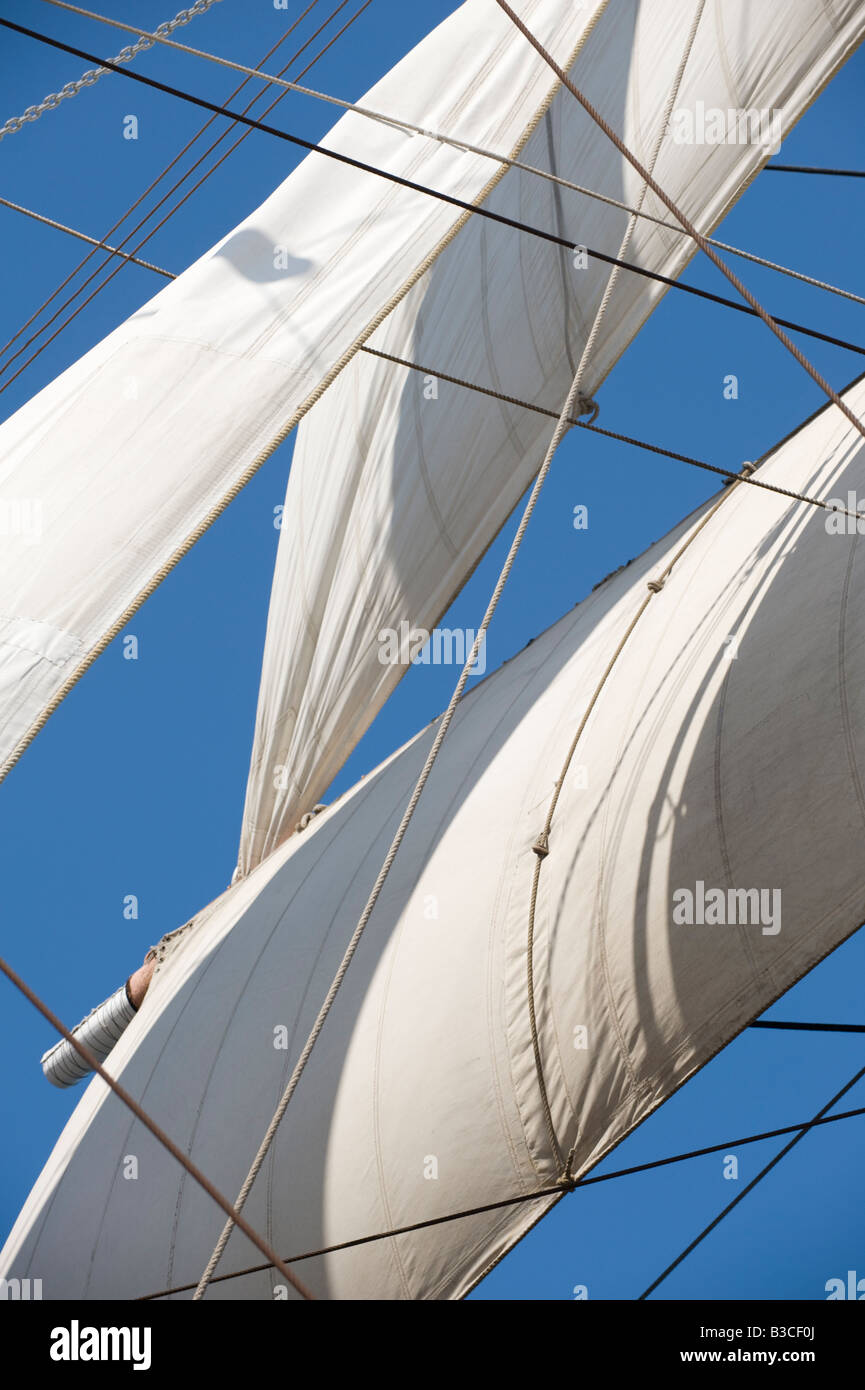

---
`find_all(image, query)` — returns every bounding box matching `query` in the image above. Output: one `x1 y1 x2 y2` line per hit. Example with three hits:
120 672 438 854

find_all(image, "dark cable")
765 164 865 178
638 1060 865 1299
750 1019 865 1033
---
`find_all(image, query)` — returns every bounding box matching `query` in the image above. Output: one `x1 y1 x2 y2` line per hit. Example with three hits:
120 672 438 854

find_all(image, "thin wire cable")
41 0 865 310
765 164 865 177
0 952 314 1300
0 196 173 276
3 17 864 376
493 0 865 445
360 346 865 523
0 0 220 141
138 1101 865 1299
639 1060 865 1299
0 1 361 390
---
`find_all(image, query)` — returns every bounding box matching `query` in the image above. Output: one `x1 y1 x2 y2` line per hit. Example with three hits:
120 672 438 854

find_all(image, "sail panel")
3 378 865 1298
238 0 865 874
0 0 595 773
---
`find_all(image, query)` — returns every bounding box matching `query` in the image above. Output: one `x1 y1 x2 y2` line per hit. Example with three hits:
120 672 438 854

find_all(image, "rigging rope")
493 0 865 447
0 0 221 142
0 952 314 1300
639 1060 865 1299
0 1 368 392
2 17 864 376
0 196 173 276
138 1100 865 1299
41 0 865 311
360 348 865 524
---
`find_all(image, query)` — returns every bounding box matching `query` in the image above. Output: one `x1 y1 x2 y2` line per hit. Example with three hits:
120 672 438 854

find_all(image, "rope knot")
575 395 599 424
532 831 550 858
647 578 665 593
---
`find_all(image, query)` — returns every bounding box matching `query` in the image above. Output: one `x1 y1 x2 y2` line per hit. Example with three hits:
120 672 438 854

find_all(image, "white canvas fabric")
4 378 865 1299
237 0 865 873
0 0 598 777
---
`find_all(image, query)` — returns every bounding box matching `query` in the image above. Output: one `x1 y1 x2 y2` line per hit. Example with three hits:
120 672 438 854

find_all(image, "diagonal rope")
493 0 865 444
40 0 865 311
639 1060 865 1298
0 196 173 276
0 952 314 1300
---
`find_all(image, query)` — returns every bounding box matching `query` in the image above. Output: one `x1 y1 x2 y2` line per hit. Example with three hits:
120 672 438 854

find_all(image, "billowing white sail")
0 0 594 778
238 0 865 874
4 377 865 1300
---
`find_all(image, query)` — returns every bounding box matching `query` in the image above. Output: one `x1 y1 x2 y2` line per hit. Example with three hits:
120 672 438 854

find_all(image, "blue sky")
0 0 863 1300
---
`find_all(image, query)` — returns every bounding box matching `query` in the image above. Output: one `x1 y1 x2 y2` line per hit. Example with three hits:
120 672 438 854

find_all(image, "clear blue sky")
0 0 863 1300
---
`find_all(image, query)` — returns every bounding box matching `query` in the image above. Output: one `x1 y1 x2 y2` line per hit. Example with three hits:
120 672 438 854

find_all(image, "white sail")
0 0 594 778
4 377 865 1299
237 0 865 874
